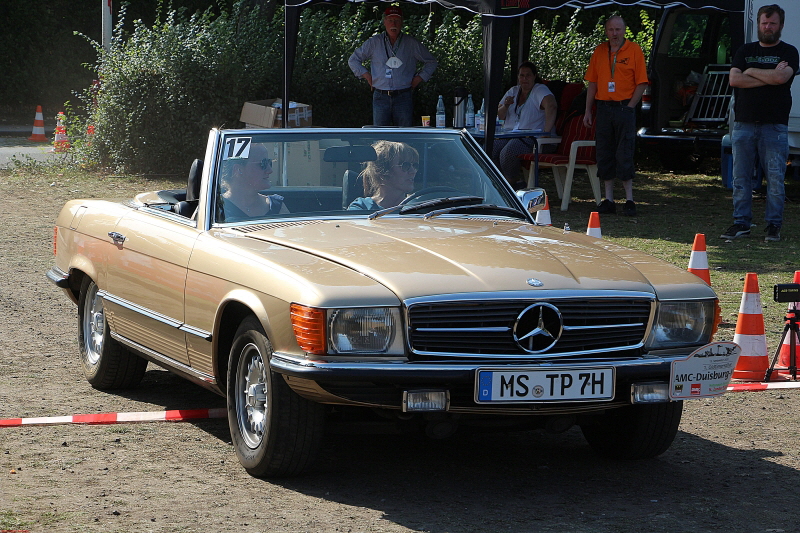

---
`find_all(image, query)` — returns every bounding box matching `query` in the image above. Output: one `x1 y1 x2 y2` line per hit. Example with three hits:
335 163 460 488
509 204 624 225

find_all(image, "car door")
102 208 201 366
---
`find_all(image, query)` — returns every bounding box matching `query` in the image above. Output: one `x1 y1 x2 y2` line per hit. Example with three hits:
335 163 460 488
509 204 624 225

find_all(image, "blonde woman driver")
348 140 419 211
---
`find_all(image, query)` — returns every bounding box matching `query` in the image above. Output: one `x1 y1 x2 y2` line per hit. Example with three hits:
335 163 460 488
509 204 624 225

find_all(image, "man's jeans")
595 103 636 182
373 90 413 127
731 121 787 228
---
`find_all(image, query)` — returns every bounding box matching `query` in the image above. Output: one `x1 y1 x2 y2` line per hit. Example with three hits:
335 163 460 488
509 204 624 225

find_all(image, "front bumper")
272 352 687 413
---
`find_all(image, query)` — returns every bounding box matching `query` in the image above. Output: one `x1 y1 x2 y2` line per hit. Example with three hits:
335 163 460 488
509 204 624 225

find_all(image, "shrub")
73 3 282 174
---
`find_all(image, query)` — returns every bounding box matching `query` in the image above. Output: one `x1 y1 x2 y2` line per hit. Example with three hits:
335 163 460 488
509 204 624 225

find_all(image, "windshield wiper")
369 195 484 220
422 204 528 220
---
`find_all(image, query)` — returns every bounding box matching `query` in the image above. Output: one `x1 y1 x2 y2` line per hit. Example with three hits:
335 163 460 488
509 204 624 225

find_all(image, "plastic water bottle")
477 99 485 131
465 94 475 129
436 95 446 128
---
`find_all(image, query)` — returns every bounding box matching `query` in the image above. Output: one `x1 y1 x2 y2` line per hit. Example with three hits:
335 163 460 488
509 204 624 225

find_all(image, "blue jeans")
373 90 413 127
731 121 787 227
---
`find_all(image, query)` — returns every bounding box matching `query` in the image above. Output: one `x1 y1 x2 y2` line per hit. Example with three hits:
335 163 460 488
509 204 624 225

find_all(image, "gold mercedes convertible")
48 127 725 477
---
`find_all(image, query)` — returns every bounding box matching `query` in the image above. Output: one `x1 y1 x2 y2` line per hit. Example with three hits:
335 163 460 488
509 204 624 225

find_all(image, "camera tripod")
765 304 799 382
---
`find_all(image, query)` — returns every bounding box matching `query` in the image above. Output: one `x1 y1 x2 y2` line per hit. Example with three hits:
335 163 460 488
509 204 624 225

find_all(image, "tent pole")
284 4 302 128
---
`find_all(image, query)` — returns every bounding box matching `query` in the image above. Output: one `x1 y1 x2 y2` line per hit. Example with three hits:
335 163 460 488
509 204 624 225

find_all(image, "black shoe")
597 199 616 214
622 200 637 216
720 223 751 239
764 224 781 242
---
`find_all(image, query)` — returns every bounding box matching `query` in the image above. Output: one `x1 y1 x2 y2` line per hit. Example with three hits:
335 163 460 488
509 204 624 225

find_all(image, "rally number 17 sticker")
223 137 251 160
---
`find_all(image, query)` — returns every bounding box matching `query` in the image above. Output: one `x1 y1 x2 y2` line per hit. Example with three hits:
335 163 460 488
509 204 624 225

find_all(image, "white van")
638 0 800 167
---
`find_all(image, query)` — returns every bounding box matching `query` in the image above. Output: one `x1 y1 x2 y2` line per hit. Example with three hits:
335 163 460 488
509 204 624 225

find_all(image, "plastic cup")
422 116 431 127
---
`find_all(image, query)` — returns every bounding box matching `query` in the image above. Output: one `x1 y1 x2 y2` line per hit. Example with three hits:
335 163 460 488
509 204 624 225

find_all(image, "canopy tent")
282 0 744 152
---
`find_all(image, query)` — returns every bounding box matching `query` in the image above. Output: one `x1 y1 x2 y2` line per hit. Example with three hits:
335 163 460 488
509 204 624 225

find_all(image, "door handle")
108 231 126 245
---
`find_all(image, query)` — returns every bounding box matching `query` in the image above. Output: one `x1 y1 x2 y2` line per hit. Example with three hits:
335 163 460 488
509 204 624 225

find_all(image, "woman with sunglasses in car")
348 140 419 211
220 143 289 221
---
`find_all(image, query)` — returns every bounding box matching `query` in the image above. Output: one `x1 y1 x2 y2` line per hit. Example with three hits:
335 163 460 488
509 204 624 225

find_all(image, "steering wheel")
400 186 462 206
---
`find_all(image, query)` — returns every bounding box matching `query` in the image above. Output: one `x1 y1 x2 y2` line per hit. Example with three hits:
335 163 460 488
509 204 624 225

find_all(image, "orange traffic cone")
586 212 601 238
687 233 711 285
732 272 770 381
777 270 800 375
535 196 552 226
53 112 70 153
28 105 47 142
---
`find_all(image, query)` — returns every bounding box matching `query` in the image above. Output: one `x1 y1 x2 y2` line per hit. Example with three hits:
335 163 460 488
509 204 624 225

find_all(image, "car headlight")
290 304 404 356
644 299 717 350
329 307 404 355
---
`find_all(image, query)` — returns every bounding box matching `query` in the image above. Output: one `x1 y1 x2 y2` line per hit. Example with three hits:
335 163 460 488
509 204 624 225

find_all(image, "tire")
227 316 325 478
580 401 683 460
77 278 147 389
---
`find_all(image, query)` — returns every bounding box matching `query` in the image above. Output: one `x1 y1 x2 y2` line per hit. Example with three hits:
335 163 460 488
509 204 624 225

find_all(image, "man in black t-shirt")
721 4 799 243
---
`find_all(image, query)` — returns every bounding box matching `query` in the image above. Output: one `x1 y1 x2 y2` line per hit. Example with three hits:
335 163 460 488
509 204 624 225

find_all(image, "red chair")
520 112 600 211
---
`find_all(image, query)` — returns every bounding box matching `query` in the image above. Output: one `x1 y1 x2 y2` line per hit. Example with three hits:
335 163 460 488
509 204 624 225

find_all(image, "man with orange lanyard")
584 15 649 216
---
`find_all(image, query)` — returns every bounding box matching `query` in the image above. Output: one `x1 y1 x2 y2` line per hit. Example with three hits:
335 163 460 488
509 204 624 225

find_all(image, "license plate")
475 368 614 403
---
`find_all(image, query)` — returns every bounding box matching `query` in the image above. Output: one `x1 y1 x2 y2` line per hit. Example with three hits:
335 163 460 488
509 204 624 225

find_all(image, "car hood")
233 218 707 300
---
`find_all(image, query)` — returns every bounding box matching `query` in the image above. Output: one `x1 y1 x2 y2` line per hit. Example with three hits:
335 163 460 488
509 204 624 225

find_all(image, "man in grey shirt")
348 6 438 126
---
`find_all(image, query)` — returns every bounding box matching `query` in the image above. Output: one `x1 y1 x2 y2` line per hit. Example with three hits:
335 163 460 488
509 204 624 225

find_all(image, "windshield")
212 129 522 224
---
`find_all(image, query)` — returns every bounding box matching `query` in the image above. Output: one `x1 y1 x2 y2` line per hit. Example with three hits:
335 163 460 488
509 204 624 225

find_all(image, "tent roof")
285 0 743 15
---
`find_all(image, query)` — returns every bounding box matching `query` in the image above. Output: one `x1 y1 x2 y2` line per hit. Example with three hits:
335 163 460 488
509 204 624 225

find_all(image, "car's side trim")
99 290 212 341
46 266 70 288
110 331 217 385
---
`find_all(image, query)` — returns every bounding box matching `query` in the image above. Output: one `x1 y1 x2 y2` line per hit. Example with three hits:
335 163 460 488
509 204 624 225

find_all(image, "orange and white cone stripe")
687 233 711 285
535 195 552 226
586 212 601 238
28 105 47 142
53 112 70 153
777 270 800 373
732 272 770 381
0 408 226 428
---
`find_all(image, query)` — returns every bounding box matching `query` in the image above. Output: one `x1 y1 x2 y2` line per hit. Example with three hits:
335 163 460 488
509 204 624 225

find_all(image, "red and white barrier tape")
2 383 800 429
0 408 226 428
727 380 800 392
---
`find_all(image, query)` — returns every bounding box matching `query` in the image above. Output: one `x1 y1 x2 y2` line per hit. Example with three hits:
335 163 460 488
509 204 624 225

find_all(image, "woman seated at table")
219 143 289 221
348 140 419 211
492 61 557 189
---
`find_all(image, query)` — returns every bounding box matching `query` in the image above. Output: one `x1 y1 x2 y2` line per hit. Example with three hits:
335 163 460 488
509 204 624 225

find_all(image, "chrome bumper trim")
46 266 70 288
270 352 683 375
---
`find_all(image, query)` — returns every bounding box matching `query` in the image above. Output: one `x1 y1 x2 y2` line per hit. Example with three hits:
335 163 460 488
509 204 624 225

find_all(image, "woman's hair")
518 61 539 83
361 141 419 195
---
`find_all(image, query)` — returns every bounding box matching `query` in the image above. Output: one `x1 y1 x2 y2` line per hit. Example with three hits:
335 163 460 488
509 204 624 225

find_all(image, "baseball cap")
384 6 403 18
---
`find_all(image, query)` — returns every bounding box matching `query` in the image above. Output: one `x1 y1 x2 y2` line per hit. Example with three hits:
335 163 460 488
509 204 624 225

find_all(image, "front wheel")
580 401 683 459
227 316 325 477
77 278 147 389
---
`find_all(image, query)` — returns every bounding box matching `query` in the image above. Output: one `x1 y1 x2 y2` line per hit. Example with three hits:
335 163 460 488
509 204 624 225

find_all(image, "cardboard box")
240 99 313 128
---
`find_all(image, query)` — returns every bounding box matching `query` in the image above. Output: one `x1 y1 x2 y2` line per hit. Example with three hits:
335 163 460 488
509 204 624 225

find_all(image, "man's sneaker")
720 223 751 239
622 200 637 216
765 224 781 242
597 199 616 214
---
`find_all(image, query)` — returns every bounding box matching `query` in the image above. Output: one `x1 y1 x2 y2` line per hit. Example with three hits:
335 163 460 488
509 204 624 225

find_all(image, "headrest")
323 145 377 163
186 159 203 202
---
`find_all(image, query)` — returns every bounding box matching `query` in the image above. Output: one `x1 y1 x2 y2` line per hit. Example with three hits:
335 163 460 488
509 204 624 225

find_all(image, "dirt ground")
2 167 800 533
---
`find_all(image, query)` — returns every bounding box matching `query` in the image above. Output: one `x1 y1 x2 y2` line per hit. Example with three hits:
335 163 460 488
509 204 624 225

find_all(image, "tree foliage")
63 3 659 174
72 2 282 174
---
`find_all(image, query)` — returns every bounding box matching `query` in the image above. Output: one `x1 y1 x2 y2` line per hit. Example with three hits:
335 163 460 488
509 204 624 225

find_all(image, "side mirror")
516 188 547 215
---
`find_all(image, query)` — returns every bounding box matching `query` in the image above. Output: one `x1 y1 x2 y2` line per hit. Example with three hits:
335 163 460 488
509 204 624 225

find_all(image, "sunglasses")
395 161 419 172
248 157 273 170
